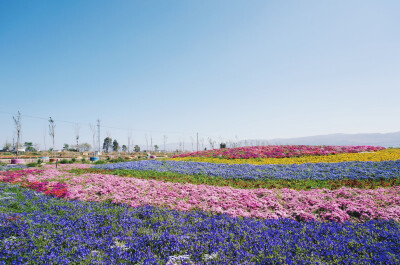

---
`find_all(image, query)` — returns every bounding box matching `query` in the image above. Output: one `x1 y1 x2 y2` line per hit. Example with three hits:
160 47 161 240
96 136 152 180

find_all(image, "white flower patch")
3 236 17 243
110 239 130 251
2 192 17 196
203 252 218 261
166 254 194 265
0 196 16 201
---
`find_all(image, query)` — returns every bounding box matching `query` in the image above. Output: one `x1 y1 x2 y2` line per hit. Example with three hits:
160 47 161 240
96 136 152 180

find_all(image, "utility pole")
43 127 47 151
197 132 199 152
163 135 167 152
97 119 101 154
150 135 153 152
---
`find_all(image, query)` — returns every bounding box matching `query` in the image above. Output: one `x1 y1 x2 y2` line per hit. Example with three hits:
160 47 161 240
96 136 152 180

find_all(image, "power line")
0 110 201 136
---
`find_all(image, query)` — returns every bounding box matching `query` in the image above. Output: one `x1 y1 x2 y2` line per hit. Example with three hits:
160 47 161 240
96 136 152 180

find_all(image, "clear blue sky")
1 0 399 150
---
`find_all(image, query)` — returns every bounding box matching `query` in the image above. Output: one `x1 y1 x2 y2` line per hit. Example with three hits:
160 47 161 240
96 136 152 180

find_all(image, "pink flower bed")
42 163 92 170
173 145 385 159
6 168 397 223
0 169 69 198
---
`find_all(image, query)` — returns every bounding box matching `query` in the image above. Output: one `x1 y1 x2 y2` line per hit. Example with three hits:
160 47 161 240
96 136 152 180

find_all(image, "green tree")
112 140 120 152
63 144 69 151
122 145 127 152
79 143 91 152
2 142 12 152
103 137 112 153
24 142 37 152
154 145 159 151
134 145 140 152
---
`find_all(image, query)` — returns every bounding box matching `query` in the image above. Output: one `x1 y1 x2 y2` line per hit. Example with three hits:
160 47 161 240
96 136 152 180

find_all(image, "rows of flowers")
73 167 400 190
171 148 400 165
173 145 385 159
93 160 400 180
1 143 399 264
0 164 26 171
1 183 399 264
1 167 400 223
0 169 69 198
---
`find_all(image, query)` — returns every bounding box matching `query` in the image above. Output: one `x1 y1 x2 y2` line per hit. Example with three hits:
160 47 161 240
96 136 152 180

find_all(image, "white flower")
110 240 130 251
166 255 191 265
203 252 218 261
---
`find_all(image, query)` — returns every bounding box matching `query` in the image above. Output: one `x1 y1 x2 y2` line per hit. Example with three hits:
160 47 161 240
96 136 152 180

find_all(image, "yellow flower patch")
169 149 400 165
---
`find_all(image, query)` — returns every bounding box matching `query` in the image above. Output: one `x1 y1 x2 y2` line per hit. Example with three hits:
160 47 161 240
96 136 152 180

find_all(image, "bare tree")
200 137 205 150
48 117 56 158
43 127 47 152
145 134 149 151
127 129 132 153
208 137 215 150
89 123 96 153
178 140 183 153
190 136 194 151
74 124 80 152
235 135 240 147
12 111 22 157
163 135 167 152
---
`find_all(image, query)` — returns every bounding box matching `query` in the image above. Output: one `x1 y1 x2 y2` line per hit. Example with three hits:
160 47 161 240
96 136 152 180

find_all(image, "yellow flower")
168 149 400 165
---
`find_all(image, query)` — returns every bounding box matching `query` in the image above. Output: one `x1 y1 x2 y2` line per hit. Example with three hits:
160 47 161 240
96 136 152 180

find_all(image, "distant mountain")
243 132 400 148
157 132 400 152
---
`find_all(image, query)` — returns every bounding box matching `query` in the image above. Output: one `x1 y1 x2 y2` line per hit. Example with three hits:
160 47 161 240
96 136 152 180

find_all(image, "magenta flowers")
173 145 385 159
6 168 397 223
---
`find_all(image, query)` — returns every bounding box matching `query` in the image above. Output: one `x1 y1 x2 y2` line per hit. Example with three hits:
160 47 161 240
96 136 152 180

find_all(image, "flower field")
171 148 400 165
173 145 385 159
94 159 400 180
0 165 26 171
1 146 400 264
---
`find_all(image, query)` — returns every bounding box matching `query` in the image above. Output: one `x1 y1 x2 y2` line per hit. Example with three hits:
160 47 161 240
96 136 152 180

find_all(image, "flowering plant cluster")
74 167 400 190
1 183 399 264
0 169 68 198
173 145 385 159
171 149 400 165
94 159 400 180
0 165 26 171
6 168 399 223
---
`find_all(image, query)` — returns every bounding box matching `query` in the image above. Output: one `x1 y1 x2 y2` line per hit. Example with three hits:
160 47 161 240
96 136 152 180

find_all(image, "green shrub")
26 162 37 167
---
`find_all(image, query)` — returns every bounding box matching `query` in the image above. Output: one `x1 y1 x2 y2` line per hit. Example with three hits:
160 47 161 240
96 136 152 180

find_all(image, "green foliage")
26 159 43 168
103 137 112 153
24 142 37 152
134 145 140 152
26 162 38 168
112 140 120 152
60 159 73 164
